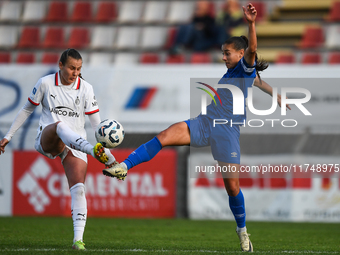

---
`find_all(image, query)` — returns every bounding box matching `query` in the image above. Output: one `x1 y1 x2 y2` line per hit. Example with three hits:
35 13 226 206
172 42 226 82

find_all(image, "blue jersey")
207 57 256 123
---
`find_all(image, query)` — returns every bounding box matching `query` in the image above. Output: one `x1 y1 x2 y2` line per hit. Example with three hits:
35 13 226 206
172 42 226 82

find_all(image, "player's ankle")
120 162 128 170
237 226 247 233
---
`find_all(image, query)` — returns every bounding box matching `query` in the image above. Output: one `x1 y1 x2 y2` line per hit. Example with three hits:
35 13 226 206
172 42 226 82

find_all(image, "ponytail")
239 35 249 46
224 36 268 82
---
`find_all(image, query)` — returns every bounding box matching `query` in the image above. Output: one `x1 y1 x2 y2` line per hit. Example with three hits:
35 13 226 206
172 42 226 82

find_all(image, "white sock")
70 183 87 243
237 226 247 233
120 162 128 170
104 148 116 165
56 122 94 156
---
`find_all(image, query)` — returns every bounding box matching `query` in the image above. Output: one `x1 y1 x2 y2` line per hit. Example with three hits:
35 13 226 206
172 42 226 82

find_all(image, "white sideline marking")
0 249 339 254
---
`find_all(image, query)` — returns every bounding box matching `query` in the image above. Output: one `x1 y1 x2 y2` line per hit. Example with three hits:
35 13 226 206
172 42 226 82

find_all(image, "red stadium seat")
252 2 266 21
301 53 322 64
42 27 65 49
17 27 40 48
95 2 117 22
275 53 295 64
70 2 92 22
67 27 90 49
0 52 11 63
41 52 60 64
299 26 324 49
166 54 185 64
45 1 68 22
190 53 212 64
140 53 160 64
327 1 340 22
17 52 35 63
328 52 340 64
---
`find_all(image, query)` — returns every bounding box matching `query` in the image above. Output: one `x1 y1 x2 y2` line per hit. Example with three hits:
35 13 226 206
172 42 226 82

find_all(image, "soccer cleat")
237 230 253 252
93 143 108 164
103 161 127 181
72 240 85 250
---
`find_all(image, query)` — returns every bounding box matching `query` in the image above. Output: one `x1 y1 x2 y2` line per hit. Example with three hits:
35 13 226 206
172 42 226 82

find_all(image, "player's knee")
156 129 169 146
157 122 189 147
224 180 240 196
41 122 65 154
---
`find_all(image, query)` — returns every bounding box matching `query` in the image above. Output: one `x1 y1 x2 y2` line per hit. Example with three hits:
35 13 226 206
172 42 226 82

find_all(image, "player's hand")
277 94 291 110
243 3 257 23
0 138 9 155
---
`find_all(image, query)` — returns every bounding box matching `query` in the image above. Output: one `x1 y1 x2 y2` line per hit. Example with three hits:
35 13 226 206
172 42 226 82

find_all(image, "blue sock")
123 137 162 170
229 189 246 228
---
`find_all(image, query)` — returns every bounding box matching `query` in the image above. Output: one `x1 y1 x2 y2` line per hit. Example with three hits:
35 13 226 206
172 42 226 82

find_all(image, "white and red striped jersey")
28 72 99 139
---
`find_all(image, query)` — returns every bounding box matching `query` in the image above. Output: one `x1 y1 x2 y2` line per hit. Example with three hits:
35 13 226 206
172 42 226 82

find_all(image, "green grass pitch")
0 217 339 254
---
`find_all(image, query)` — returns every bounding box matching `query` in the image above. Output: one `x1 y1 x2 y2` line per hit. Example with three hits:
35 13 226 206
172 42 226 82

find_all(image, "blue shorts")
184 115 240 164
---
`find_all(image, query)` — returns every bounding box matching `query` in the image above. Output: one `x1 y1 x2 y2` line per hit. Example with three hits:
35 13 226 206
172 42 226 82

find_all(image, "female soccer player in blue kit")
104 3 289 252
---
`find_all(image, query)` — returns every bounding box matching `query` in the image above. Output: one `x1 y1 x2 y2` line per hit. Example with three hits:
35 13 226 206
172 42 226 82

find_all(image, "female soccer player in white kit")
0 48 116 250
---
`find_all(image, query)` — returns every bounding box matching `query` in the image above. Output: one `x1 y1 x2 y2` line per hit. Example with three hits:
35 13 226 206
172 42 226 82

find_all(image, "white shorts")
34 126 87 164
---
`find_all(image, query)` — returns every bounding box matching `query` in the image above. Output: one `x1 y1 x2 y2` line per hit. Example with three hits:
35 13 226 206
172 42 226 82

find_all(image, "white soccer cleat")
103 161 127 181
237 230 253 252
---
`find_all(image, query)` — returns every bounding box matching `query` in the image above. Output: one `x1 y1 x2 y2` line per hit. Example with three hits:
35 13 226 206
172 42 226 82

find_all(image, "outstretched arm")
0 100 37 155
243 3 257 66
253 76 291 110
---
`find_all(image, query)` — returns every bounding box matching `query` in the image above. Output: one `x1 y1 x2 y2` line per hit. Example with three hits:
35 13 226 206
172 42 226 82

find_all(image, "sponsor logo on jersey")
32 87 37 95
50 94 56 99
92 95 98 107
231 152 238 157
50 106 80 117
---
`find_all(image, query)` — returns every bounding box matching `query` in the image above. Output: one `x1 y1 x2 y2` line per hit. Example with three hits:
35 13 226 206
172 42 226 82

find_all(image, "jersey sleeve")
88 111 101 131
85 85 99 115
28 78 45 106
4 100 37 142
240 57 256 74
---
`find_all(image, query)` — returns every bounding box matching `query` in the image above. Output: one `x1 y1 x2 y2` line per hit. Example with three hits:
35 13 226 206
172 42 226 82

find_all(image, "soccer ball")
95 119 125 148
